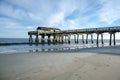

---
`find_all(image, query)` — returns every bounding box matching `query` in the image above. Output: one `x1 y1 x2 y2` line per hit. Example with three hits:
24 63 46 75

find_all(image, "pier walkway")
28 26 120 45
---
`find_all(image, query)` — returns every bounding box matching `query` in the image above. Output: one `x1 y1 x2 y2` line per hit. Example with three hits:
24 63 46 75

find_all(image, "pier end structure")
28 26 62 44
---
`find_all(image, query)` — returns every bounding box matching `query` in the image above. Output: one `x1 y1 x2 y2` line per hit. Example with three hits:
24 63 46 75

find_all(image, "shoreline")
0 45 120 54
0 46 120 80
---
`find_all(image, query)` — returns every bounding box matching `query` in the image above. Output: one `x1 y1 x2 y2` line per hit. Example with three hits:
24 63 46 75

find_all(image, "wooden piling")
86 34 88 44
58 35 61 43
82 34 84 44
109 33 112 46
101 33 104 44
35 34 39 44
53 35 56 44
96 33 99 45
29 34 33 44
68 34 71 44
61 35 64 44
55 36 58 43
47 35 51 43
113 33 116 45
65 36 67 43
77 34 79 44
74 34 77 44
91 34 93 44
41 34 45 44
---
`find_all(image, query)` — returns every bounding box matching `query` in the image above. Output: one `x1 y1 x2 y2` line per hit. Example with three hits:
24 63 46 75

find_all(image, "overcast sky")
0 0 120 38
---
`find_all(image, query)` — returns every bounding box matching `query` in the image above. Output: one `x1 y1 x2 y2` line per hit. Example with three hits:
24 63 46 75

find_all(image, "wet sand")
0 46 120 80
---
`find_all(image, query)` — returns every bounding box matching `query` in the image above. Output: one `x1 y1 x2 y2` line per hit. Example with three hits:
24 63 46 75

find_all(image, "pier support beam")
65 35 67 43
97 33 99 45
61 35 64 44
86 34 88 44
91 34 93 44
68 34 71 44
113 33 116 45
58 35 61 43
47 35 51 44
101 33 104 45
53 35 57 44
74 34 77 44
41 34 45 44
82 34 84 44
77 34 79 44
35 34 39 44
109 33 112 46
96 33 104 46
29 34 33 44
55 36 58 43
109 32 116 46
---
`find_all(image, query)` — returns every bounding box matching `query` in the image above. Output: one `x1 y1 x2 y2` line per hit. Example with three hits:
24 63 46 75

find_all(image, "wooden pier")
28 26 120 45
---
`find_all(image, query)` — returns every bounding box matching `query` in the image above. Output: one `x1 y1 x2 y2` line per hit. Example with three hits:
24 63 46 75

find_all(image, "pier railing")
61 26 120 34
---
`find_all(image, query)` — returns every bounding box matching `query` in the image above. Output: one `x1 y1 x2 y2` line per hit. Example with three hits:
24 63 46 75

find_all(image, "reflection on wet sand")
29 43 107 53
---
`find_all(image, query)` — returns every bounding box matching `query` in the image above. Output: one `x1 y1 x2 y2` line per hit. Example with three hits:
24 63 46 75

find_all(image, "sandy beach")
0 46 120 80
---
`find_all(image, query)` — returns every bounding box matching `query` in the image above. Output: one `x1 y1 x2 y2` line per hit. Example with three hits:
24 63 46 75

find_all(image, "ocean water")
0 38 120 54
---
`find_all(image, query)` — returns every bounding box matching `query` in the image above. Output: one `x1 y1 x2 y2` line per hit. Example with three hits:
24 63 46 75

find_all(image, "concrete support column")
61 35 64 44
35 34 39 44
41 34 45 44
47 35 51 43
65 36 67 43
53 35 56 43
109 33 112 46
29 34 33 44
113 33 116 45
97 33 99 45
91 34 93 44
109 32 116 46
68 34 71 44
82 34 84 44
101 33 104 44
55 35 58 43
77 34 79 44
58 35 61 43
86 34 88 44
74 34 77 44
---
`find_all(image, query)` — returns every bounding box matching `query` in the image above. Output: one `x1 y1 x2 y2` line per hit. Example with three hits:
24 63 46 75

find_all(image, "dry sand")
0 46 120 80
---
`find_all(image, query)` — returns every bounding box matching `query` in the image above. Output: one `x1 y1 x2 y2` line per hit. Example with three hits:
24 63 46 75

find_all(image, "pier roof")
37 27 61 31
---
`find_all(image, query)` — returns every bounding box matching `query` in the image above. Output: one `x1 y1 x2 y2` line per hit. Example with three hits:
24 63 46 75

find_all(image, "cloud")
0 0 101 26
0 18 21 29
0 17 35 32
49 12 64 25
0 1 30 21
1 0 120 27
48 0 102 29
99 0 120 24
0 0 120 38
